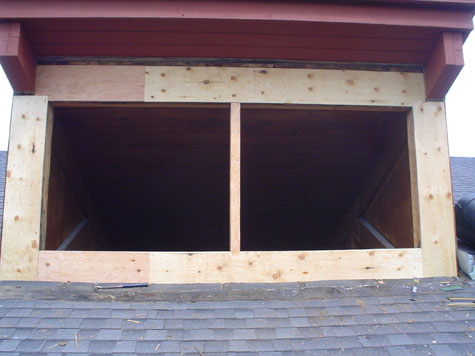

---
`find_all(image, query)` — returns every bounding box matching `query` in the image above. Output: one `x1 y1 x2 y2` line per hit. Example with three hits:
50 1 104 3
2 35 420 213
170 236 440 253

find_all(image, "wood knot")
137 269 141 272
428 194 434 200
368 251 375 256
307 74 313 79
203 80 210 85
298 254 305 260
31 241 38 249
161 89 166 93
14 215 19 221
217 265 223 270
45 262 50 267
346 79 354 86
160 73 166 77
230 76 237 81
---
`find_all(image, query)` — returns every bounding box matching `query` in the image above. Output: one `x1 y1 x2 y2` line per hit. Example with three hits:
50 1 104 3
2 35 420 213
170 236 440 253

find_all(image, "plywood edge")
149 249 422 284
38 251 150 283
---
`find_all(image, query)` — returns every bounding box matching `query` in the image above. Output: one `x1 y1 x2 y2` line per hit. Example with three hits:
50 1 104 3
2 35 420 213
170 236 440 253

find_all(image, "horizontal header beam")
35 65 425 106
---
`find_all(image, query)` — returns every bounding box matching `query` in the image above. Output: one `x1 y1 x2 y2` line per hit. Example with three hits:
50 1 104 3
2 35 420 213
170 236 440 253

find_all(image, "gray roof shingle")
451 156 475 203
0 278 473 355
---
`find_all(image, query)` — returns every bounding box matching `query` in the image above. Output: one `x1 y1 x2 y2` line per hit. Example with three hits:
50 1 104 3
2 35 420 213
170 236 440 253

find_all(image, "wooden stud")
407 110 422 248
0 96 49 280
410 102 456 277
149 249 422 284
230 103 241 253
38 251 149 283
39 106 54 251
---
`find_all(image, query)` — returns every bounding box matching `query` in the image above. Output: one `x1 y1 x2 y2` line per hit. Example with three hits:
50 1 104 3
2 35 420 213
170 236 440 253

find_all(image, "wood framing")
0 64 459 282
408 102 457 276
0 96 49 280
38 251 149 283
230 103 241 253
35 65 425 106
36 249 422 284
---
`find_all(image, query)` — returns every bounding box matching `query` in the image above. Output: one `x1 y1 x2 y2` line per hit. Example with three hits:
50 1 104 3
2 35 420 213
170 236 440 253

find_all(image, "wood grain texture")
38 251 149 283
35 65 145 101
364 148 413 248
406 111 421 248
145 66 425 106
45 154 84 250
150 249 422 283
0 96 49 280
230 103 240 253
39 106 53 251
410 102 456 277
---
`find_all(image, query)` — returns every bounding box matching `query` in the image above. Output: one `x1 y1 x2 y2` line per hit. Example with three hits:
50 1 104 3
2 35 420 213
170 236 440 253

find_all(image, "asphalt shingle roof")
0 278 474 355
451 156 475 203
0 150 6 237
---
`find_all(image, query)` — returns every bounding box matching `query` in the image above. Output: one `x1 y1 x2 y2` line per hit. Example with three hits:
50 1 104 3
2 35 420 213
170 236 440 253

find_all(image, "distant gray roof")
451 157 475 203
0 278 474 355
0 151 6 237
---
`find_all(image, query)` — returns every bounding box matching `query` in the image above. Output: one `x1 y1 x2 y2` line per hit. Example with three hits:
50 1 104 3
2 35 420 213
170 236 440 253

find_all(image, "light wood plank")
230 103 241 253
39 106 53 250
0 96 49 280
145 66 424 106
407 110 422 248
38 251 150 283
35 65 145 101
410 102 456 277
150 249 422 283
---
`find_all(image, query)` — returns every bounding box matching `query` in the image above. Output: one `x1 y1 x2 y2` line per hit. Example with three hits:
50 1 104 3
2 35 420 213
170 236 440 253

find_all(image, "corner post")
230 103 241 253
0 96 50 280
408 102 456 277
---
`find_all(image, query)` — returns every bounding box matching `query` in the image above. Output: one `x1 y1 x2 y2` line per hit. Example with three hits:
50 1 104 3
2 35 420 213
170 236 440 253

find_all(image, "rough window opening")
241 107 413 251
45 105 230 251
44 105 414 252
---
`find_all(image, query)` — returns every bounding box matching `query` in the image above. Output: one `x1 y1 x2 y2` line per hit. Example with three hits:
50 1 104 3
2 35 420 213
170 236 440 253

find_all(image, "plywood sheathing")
35 249 422 284
35 65 425 107
38 251 149 283
0 96 49 280
409 102 456 277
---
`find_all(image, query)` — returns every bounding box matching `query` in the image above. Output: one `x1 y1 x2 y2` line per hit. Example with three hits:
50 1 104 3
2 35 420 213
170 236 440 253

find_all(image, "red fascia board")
0 1 473 31
0 22 35 93
425 31 464 100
